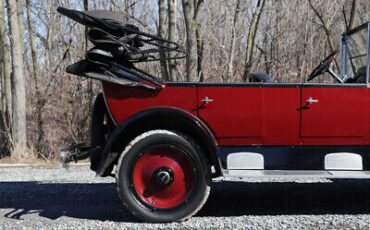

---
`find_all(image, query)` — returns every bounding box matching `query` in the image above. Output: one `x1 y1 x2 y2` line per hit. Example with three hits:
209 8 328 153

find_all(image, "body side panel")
197 86 263 140
365 89 370 144
102 82 198 124
102 82 369 147
300 87 366 139
263 87 301 145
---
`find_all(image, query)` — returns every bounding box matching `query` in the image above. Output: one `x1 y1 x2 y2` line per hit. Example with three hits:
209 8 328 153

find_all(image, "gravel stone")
1 166 370 229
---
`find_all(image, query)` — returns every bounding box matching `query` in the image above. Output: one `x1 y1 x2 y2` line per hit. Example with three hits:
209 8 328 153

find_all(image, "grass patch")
0 147 57 165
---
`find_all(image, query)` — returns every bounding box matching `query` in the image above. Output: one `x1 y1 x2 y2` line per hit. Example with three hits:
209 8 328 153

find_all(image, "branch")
308 0 339 70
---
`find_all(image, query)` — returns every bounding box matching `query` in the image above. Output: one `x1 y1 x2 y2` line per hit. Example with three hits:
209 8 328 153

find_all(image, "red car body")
103 82 370 146
103 83 370 146
98 81 370 175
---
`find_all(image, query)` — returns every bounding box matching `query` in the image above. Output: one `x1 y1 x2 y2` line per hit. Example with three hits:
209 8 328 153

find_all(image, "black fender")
96 107 222 177
90 93 116 171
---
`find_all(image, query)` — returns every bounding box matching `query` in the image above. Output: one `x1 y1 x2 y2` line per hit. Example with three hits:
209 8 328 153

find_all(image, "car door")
197 84 263 144
300 85 366 143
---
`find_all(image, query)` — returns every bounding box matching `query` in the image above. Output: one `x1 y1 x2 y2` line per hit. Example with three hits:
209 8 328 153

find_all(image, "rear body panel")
103 82 198 124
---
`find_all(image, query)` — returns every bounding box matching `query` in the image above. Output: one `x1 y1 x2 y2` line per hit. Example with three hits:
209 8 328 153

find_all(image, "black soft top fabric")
58 7 185 90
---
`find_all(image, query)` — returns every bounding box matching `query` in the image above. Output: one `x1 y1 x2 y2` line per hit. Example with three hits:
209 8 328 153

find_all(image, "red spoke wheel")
116 130 210 222
132 146 194 209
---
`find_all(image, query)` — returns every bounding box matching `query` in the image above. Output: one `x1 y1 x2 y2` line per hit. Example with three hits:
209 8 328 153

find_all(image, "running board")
223 170 370 179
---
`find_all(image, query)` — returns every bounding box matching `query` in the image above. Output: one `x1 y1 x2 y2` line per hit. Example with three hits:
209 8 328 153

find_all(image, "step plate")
227 152 264 170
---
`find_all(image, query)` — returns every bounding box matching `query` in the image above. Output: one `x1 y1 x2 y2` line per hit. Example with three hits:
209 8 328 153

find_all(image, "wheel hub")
153 167 174 187
132 147 195 208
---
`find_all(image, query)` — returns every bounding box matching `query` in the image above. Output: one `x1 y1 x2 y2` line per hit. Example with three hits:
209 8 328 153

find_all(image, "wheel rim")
132 146 195 209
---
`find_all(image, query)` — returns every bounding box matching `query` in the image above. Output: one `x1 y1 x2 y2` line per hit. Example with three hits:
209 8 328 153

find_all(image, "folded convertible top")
58 7 186 90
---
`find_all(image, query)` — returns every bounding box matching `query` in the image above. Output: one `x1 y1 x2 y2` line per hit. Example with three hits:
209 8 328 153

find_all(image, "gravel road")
1 165 370 229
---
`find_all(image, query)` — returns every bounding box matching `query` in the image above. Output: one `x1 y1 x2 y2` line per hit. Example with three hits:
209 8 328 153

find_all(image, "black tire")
116 130 210 223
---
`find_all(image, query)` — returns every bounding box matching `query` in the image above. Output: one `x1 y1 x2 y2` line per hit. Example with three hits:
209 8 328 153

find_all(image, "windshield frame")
340 22 370 86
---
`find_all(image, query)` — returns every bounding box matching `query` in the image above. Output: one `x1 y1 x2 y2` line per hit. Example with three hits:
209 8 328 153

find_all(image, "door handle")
307 97 319 104
202 97 214 104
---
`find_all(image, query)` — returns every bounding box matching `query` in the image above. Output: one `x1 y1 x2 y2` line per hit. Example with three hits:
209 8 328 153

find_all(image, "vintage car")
58 8 370 223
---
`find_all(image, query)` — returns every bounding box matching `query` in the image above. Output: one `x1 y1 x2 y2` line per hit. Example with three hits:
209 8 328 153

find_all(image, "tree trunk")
16 0 24 54
167 0 177 81
194 0 204 82
243 2 259 81
1 55 4 112
250 0 265 65
124 0 129 22
8 0 27 150
243 0 266 81
348 0 357 30
84 0 94 126
158 0 169 81
182 0 200 82
84 0 88 51
26 0 45 152
226 0 241 82
0 0 12 125
343 0 358 31
307 0 338 70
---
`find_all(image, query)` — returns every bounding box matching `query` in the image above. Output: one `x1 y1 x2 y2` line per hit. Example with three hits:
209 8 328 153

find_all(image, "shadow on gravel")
198 179 370 217
1 180 370 221
0 182 133 222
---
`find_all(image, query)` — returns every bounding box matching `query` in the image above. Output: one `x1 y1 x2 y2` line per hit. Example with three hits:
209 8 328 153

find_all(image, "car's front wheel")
115 130 210 222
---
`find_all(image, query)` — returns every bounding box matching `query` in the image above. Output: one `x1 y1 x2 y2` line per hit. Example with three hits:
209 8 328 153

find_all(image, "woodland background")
0 0 369 161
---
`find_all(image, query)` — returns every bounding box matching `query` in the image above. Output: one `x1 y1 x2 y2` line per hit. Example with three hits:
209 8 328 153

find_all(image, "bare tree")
308 0 335 53
343 0 358 31
243 0 266 81
26 0 45 152
124 0 130 22
158 0 169 81
194 0 204 81
348 0 358 29
7 0 27 150
167 0 177 81
182 0 197 81
0 0 12 126
308 0 339 71
226 0 241 82
84 0 89 51
16 0 24 54
182 0 203 81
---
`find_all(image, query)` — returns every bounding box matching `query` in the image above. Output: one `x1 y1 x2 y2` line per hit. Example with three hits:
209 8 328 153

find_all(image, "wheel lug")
143 190 151 198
